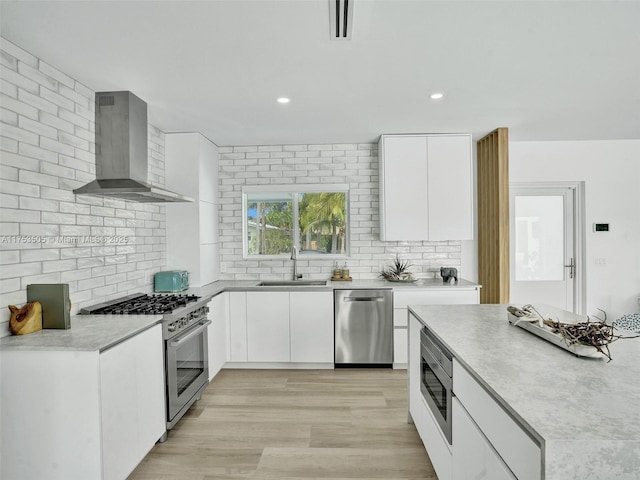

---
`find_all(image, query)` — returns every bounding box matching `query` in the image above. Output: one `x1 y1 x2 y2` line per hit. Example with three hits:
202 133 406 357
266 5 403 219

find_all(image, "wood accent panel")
477 128 510 304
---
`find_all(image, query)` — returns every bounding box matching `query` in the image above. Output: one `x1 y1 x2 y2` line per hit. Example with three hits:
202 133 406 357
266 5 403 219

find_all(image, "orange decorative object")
8 301 43 335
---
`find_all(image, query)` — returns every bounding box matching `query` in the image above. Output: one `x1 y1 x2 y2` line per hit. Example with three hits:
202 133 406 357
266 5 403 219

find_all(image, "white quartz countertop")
187 277 480 297
408 304 640 479
0 278 480 352
0 314 162 352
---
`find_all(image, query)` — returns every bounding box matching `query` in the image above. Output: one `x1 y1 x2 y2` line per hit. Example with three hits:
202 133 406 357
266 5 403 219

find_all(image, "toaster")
154 271 189 292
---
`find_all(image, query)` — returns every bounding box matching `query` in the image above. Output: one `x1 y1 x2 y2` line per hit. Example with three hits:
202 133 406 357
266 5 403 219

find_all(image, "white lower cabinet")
229 291 248 361
100 325 165 480
290 291 334 363
0 325 165 480
246 291 290 362
408 313 452 480
452 398 516 480
208 292 228 380
228 290 333 365
453 359 541 480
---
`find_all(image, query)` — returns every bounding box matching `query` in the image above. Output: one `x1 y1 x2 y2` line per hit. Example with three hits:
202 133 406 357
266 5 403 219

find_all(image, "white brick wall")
0 37 167 336
218 144 461 280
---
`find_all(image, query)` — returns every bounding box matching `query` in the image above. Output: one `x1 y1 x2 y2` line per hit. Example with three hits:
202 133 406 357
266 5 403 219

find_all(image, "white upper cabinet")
165 132 219 287
379 134 473 241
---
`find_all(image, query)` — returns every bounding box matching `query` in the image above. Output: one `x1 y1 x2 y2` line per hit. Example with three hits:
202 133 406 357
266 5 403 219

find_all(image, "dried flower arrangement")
508 305 639 362
379 255 415 282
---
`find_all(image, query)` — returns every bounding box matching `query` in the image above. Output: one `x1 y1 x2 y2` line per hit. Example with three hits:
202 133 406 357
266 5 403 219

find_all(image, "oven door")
420 342 453 444
166 320 211 423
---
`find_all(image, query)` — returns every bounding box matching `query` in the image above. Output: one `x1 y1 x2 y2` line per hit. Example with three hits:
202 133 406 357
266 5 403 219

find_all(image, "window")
243 185 349 258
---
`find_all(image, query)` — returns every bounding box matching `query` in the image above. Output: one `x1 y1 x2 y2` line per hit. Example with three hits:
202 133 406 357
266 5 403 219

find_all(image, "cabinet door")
135 325 166 459
380 135 429 240
452 398 486 480
100 337 140 480
101 325 165 480
408 314 423 422
228 292 248 361
208 293 229 379
395 289 480 308
290 291 333 363
246 291 290 362
453 398 516 480
427 134 473 240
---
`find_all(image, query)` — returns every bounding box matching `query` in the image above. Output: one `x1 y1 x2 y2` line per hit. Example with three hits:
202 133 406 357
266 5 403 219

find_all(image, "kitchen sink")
257 280 328 287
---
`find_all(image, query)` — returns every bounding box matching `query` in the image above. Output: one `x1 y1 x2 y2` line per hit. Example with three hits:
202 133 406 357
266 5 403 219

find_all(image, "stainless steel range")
82 292 213 438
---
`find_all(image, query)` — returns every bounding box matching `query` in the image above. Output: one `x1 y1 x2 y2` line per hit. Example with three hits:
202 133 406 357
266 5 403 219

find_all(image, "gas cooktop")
81 293 200 315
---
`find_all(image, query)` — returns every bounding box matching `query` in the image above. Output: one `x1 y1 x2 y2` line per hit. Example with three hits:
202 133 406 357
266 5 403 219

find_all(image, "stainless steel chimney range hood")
73 91 193 203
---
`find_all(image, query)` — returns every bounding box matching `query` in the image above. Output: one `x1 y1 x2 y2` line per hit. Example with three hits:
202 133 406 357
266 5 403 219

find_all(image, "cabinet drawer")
394 289 479 309
453 359 541 480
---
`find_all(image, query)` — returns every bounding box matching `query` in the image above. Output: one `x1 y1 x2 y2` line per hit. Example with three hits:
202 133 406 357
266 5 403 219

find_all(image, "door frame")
509 181 586 314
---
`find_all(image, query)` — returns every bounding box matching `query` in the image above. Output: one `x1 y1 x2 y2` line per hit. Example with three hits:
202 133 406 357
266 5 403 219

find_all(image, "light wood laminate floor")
129 369 437 480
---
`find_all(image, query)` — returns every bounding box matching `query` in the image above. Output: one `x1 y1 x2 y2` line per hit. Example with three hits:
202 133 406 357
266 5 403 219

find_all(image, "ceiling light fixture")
430 93 444 100
277 97 290 104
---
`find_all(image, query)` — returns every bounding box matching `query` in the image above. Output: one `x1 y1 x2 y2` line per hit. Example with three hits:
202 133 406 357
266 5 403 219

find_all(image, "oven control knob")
168 322 176 332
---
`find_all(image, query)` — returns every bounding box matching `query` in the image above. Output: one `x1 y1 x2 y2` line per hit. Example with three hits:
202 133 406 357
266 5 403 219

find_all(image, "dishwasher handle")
344 296 386 302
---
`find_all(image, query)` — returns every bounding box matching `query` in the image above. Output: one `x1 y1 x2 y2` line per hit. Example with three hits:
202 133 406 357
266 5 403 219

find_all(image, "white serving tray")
507 311 604 359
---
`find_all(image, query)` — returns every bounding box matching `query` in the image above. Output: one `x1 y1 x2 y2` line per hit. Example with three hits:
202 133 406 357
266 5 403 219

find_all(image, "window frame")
242 184 350 260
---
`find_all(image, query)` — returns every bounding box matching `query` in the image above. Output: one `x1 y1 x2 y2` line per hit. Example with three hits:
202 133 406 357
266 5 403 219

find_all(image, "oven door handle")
167 320 211 348
421 344 452 390
344 296 385 302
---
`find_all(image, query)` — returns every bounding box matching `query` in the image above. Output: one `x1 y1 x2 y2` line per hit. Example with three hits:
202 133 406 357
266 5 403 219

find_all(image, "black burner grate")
89 294 200 315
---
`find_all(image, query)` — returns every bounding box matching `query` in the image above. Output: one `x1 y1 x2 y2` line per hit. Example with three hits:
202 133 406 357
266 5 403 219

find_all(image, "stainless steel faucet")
291 246 302 281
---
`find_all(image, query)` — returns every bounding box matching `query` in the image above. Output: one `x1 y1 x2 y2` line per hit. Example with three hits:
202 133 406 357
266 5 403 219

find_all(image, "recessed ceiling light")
430 93 444 100
277 97 290 104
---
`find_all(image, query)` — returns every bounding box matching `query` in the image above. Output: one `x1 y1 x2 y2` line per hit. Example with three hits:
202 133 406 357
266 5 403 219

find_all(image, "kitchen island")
408 304 640 480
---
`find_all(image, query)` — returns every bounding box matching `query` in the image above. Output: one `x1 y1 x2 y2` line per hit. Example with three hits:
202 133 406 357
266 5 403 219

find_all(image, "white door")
510 185 580 312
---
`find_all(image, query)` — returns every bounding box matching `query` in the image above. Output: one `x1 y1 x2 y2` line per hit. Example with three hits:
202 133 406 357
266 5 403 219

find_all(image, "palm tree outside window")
243 185 349 258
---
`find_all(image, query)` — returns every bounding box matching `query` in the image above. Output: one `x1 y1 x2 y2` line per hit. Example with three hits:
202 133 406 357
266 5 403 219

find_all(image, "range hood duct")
73 91 193 203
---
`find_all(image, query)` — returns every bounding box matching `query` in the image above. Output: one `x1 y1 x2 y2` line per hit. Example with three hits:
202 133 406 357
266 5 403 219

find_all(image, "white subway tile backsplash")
41 212 76 224
1 179 40 198
0 37 168 334
18 88 57 114
1 65 39 94
2 261 42 278
40 186 75 202
0 277 21 294
38 61 74 88
60 268 92 282
20 249 60 262
0 50 17 69
2 121 39 145
20 272 61 289
219 141 462 281
17 62 58 90
42 259 77 273
40 136 75 156
40 85 75 111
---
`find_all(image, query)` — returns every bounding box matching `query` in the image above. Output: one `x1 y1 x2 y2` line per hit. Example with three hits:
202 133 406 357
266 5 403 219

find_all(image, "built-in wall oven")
420 325 454 445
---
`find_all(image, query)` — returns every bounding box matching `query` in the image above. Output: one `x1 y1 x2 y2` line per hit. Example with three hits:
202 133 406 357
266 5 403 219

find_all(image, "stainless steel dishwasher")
334 289 393 367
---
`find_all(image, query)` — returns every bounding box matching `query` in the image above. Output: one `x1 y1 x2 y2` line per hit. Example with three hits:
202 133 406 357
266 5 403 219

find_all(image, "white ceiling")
2 0 639 146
